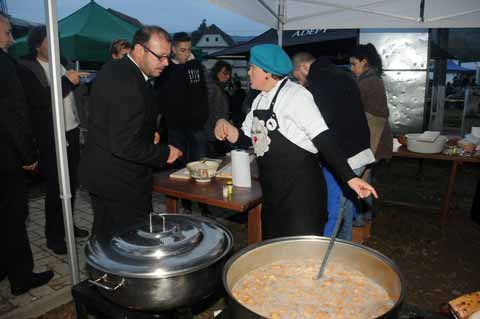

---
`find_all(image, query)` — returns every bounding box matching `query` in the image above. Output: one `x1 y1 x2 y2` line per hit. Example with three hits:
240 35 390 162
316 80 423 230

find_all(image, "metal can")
227 181 233 196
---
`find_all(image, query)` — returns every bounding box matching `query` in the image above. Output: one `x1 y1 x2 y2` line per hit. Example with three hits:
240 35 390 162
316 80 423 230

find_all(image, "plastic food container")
405 133 447 154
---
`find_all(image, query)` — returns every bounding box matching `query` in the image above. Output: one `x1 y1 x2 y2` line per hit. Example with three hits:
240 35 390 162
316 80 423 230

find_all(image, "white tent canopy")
209 0 480 30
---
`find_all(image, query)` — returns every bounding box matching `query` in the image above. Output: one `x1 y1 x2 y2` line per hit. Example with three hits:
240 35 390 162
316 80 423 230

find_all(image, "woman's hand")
347 177 378 199
214 119 239 143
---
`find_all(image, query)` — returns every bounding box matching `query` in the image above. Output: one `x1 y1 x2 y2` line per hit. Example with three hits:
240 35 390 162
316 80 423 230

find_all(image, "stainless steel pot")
223 236 405 319
85 213 234 311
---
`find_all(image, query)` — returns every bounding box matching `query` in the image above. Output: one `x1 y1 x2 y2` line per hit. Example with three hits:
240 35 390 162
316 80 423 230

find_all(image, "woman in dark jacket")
350 43 393 226
205 60 232 157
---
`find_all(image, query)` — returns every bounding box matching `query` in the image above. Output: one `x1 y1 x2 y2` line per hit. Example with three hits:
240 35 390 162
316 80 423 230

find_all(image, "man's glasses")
141 44 169 62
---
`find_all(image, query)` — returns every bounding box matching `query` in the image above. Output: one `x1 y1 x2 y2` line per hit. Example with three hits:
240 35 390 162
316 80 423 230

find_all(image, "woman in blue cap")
215 44 377 240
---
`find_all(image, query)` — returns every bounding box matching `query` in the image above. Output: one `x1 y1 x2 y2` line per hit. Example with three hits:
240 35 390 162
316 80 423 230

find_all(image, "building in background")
192 20 248 81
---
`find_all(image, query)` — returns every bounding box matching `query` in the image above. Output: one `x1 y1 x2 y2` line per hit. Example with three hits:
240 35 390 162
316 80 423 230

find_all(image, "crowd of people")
1 11 389 295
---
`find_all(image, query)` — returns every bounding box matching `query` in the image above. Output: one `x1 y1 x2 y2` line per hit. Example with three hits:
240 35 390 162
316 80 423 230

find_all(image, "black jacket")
78 57 170 210
0 50 36 173
306 58 370 160
17 55 75 137
155 59 209 130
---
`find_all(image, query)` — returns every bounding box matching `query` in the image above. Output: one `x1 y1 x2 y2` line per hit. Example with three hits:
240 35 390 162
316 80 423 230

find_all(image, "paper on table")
169 167 191 180
417 131 440 142
393 138 402 152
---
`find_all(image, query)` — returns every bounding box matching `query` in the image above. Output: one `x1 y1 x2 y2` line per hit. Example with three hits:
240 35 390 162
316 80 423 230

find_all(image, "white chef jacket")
241 79 329 154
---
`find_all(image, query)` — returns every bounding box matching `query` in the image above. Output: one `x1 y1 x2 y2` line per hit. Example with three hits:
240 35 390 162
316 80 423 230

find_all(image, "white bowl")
405 133 447 154
186 161 220 182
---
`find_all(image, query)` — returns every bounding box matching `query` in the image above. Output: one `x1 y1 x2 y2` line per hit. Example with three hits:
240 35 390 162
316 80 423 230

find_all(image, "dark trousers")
167 128 207 167
207 140 229 158
168 128 208 212
0 170 34 287
89 193 150 239
40 127 80 243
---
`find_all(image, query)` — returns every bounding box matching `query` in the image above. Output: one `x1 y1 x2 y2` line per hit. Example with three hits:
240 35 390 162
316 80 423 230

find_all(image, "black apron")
252 80 327 240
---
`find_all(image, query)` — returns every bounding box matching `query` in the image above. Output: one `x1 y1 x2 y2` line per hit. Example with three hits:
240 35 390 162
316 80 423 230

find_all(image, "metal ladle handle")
150 212 166 233
137 212 177 239
317 197 347 280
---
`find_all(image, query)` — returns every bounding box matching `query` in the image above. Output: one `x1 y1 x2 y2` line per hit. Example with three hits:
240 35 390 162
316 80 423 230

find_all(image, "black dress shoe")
0 269 7 282
11 271 54 296
74 226 89 238
47 240 67 255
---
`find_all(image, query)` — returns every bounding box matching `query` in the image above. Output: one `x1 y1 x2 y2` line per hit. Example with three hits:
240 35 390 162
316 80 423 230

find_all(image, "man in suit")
19 26 90 255
78 26 182 238
0 12 54 295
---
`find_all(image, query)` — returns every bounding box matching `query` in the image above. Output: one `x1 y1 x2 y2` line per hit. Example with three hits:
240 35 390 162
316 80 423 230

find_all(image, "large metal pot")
85 213 233 311
223 236 405 319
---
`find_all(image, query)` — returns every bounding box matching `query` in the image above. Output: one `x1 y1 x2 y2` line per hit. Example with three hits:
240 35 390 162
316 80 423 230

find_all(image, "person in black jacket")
205 60 232 158
156 32 209 166
155 32 209 213
18 26 90 255
0 12 54 295
78 26 182 238
292 52 375 241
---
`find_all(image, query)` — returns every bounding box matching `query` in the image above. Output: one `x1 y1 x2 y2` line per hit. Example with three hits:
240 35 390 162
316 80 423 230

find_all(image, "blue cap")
249 44 293 76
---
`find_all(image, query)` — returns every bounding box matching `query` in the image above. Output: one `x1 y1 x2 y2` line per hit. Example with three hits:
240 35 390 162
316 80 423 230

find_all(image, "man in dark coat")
292 52 375 240
0 12 54 295
155 31 209 213
155 32 209 165
78 26 182 238
18 25 90 255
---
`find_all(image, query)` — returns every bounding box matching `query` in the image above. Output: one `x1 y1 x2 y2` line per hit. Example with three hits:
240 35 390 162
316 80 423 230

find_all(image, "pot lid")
85 214 233 278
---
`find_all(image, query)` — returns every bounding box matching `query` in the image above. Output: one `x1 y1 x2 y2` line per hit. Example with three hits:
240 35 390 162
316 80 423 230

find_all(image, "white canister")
231 149 252 188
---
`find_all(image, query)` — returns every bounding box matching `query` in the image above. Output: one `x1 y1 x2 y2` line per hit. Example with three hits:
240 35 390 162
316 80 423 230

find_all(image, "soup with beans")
232 259 394 319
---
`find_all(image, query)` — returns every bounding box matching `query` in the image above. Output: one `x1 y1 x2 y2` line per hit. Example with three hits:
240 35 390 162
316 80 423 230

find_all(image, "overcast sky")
7 0 268 36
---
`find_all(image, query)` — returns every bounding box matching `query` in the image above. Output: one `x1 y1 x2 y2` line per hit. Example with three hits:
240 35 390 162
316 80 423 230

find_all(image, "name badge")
266 117 278 131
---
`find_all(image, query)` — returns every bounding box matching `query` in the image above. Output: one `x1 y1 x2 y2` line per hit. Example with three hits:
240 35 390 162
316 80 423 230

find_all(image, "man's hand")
167 145 183 164
65 70 90 85
153 132 160 145
22 161 38 172
214 119 239 143
347 177 378 199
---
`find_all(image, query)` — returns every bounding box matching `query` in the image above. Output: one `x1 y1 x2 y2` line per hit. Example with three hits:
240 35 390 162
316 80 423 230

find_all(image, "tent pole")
475 62 480 86
44 0 80 285
257 0 280 21
277 0 285 46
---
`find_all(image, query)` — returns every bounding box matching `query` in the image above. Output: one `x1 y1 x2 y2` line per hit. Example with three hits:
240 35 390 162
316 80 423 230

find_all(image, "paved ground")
0 188 169 319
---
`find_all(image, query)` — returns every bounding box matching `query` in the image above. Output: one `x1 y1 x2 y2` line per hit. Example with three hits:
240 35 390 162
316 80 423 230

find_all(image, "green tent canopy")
9 0 140 62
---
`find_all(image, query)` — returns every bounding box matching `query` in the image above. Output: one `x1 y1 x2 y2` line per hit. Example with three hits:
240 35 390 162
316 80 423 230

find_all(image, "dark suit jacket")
0 50 36 174
17 56 76 173
18 56 75 136
78 57 170 210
